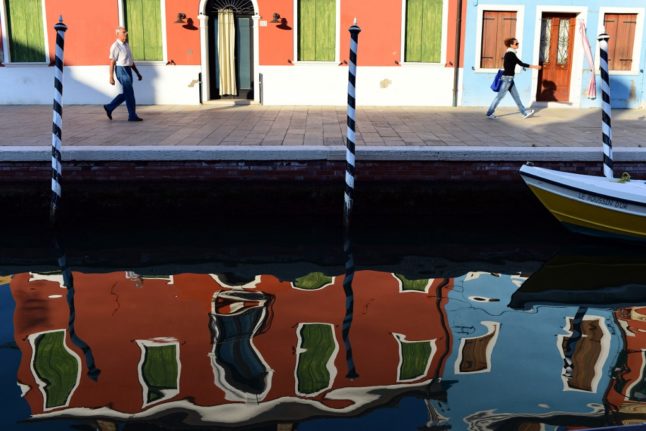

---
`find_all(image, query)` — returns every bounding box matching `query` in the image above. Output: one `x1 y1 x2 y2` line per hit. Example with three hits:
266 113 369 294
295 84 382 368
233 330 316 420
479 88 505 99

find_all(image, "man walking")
103 27 143 121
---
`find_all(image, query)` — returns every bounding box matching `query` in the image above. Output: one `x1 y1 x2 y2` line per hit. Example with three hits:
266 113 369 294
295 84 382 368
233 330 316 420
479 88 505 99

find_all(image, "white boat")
519 164 646 241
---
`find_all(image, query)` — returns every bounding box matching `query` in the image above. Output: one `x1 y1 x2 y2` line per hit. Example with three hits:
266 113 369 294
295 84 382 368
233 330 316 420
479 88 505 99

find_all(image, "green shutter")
299 0 335 61
296 324 336 394
394 274 430 292
405 0 442 63
6 0 46 62
398 337 433 381
293 272 333 290
33 331 79 409
125 0 162 61
141 344 178 403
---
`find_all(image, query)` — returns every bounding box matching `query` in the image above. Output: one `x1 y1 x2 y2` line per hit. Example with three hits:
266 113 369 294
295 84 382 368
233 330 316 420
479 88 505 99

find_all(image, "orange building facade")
0 0 466 106
12 270 453 426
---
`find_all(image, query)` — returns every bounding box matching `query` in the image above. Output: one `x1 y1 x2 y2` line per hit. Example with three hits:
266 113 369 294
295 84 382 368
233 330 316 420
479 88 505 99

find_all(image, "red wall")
32 0 465 68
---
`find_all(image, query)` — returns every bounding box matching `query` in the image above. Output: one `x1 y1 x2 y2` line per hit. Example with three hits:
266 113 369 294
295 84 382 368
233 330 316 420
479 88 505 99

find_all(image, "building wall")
461 0 646 109
0 0 467 106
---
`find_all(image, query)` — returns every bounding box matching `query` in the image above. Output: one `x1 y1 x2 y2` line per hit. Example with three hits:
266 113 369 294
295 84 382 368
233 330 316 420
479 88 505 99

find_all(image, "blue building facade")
461 1 646 109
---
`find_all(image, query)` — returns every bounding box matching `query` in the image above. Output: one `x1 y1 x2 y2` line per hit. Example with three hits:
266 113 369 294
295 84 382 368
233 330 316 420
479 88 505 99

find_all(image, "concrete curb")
1 145 645 162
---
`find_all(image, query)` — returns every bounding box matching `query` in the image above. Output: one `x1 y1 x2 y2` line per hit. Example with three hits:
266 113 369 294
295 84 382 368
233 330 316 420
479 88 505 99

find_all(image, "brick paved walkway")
1 104 645 148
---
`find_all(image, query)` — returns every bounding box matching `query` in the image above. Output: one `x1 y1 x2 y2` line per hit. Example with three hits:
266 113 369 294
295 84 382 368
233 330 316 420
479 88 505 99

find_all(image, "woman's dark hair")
504 37 517 47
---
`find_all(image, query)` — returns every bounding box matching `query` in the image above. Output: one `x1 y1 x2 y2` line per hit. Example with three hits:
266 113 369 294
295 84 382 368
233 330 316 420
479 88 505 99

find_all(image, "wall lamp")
270 12 281 23
175 12 186 24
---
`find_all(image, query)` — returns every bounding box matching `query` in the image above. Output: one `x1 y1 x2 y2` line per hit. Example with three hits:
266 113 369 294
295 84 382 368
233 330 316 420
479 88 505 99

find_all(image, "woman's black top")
503 51 530 76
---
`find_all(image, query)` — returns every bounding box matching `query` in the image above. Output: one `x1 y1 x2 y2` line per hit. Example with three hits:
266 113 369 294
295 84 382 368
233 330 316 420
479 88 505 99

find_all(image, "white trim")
400 0 449 65
597 7 645 76
293 0 340 64
198 13 209 102
474 4 525 73
531 6 587 108
0 0 50 64
118 0 168 64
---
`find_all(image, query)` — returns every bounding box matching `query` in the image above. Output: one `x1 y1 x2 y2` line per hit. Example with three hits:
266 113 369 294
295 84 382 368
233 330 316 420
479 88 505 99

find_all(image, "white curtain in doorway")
218 9 237 96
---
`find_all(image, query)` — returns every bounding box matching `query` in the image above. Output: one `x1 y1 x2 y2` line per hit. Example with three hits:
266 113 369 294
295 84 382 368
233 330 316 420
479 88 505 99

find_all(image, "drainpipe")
452 0 463 107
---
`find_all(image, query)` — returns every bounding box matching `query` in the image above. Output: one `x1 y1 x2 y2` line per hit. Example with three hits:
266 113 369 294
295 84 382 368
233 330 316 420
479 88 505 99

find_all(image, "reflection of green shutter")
124 0 162 61
399 338 432 381
294 272 333 290
297 324 335 394
299 0 335 61
405 0 442 63
142 344 178 403
33 331 78 409
6 0 46 62
395 274 430 292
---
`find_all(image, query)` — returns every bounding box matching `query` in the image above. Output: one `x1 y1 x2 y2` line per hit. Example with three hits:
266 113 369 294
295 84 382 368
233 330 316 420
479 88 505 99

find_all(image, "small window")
405 0 443 63
604 13 637 71
480 10 517 69
394 333 436 382
455 321 499 374
5 0 46 62
124 0 163 61
298 0 335 61
137 340 180 405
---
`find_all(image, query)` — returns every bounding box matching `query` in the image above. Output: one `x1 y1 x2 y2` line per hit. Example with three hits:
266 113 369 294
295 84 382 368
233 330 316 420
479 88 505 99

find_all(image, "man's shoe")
128 117 143 122
487 114 496 119
523 110 535 119
103 105 112 120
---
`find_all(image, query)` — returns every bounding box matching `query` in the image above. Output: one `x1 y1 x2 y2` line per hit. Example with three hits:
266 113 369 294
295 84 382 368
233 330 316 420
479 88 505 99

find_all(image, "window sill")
1 62 49 66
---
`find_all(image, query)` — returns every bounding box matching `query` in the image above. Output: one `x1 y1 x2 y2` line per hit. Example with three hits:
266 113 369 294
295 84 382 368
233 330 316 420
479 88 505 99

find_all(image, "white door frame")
198 0 260 103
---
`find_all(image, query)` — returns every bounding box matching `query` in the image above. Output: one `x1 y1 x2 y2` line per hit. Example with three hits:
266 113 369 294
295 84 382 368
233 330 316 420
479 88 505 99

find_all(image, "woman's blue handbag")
490 69 503 92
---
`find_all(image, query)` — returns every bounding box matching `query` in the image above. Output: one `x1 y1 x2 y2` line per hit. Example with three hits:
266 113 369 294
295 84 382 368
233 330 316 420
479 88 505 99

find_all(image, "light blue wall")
461 1 646 109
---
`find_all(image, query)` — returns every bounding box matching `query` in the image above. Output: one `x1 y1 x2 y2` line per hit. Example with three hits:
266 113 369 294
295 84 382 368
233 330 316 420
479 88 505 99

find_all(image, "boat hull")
520 165 646 242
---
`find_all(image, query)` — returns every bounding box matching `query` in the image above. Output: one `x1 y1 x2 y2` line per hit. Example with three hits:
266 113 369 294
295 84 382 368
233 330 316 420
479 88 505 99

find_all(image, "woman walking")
486 37 541 119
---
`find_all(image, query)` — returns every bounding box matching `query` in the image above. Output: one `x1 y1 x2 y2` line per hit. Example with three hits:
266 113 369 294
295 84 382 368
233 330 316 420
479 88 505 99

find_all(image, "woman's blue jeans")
486 76 528 116
106 66 137 120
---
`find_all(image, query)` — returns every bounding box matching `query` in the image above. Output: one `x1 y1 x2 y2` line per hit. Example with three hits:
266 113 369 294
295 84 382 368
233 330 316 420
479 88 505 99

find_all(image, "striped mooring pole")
50 17 68 221
344 19 361 226
342 228 359 379
598 29 613 179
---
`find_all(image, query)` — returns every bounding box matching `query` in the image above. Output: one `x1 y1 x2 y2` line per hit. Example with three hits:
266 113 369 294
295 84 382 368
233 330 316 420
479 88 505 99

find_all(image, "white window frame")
597 7 644 76
292 0 340 64
394 333 437 382
0 0 50 64
473 4 524 73
454 321 500 375
399 0 449 66
118 0 168 64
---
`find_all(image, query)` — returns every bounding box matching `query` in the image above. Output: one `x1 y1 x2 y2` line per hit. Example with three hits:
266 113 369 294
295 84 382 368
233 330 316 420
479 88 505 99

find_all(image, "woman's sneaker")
523 110 535 119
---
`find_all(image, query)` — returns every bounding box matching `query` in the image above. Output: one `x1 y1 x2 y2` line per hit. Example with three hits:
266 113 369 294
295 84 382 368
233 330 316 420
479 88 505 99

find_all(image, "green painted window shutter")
124 0 163 61
398 337 433 381
405 0 442 63
296 323 336 394
6 0 46 62
141 344 178 403
33 331 79 409
298 0 335 61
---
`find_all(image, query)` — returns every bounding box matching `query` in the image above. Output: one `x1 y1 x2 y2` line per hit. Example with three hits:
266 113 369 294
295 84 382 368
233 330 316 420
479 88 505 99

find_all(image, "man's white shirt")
109 39 134 66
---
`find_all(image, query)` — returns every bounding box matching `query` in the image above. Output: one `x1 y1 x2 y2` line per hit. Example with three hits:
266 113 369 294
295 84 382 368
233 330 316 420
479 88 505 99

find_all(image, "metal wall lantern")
175 12 187 23
270 12 281 23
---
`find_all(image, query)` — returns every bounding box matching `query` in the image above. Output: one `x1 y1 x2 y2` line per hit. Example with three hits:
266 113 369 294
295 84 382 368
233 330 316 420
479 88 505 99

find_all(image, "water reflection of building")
11 270 453 426
432 271 624 429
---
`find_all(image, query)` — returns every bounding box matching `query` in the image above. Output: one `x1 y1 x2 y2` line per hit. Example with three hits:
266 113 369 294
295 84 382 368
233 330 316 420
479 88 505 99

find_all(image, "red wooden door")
536 14 576 102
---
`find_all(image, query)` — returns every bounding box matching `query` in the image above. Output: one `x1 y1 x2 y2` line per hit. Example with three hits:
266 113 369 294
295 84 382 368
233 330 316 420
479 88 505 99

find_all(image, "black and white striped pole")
342 229 359 379
50 17 67 222
598 29 613 179
344 19 361 226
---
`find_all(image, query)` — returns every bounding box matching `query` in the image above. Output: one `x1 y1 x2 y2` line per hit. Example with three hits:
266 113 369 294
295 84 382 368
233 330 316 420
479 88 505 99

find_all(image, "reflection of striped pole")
342 228 359 379
344 20 361 226
50 17 68 221
55 238 101 381
598 29 613 179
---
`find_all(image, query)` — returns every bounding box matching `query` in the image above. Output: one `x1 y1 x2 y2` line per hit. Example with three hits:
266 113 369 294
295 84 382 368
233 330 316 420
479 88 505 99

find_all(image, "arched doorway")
203 0 256 101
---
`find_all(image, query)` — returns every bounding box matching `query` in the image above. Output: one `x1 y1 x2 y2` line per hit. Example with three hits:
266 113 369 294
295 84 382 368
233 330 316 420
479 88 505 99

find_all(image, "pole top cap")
54 15 67 31
597 26 609 41
349 17 361 33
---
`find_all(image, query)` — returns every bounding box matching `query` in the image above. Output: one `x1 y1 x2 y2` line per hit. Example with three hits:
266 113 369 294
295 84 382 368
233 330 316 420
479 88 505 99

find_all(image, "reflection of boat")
519 164 646 241
509 254 646 309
